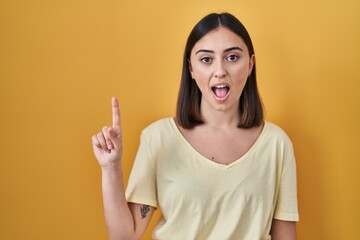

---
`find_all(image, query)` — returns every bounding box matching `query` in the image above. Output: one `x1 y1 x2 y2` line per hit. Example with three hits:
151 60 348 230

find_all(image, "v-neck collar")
168 118 268 170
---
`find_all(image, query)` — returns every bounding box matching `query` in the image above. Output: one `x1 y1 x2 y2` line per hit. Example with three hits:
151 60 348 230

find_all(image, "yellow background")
0 0 359 239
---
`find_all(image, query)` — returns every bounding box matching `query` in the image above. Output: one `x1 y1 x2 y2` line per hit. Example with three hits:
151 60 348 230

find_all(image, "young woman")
92 12 299 240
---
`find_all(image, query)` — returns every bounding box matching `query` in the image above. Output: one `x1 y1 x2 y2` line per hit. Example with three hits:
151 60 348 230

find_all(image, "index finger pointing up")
112 96 121 127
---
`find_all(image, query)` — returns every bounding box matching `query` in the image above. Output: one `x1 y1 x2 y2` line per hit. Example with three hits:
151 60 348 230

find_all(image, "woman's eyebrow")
224 46 243 52
195 46 243 55
195 49 214 55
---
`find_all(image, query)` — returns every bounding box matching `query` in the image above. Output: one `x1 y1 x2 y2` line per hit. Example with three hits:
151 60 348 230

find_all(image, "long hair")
176 13 263 129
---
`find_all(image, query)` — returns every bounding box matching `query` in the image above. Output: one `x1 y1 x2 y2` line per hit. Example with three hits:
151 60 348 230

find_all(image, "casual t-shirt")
125 118 299 240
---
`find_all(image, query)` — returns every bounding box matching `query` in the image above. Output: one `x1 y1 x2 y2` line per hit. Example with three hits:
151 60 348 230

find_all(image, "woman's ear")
249 54 255 76
188 59 195 79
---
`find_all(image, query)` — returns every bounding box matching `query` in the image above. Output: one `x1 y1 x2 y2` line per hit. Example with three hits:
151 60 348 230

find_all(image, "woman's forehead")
192 27 247 53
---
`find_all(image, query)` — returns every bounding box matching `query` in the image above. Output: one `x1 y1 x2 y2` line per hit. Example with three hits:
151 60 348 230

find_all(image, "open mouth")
212 84 230 99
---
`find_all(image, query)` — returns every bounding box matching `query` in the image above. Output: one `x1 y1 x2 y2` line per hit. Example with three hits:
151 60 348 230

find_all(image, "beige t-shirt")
126 118 299 240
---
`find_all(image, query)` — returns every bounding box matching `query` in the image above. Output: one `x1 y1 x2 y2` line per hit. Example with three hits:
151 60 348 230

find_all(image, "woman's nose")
214 61 227 78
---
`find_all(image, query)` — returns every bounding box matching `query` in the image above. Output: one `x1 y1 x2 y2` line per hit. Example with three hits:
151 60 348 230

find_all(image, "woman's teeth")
212 85 229 98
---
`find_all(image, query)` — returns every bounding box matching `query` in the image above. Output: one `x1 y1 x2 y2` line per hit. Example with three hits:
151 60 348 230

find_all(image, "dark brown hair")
176 12 263 129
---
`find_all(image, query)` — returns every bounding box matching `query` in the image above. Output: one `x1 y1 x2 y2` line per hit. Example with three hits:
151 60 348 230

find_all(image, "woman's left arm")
270 219 297 240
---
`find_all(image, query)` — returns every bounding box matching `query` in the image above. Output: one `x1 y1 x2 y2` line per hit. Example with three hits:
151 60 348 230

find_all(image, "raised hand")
92 97 123 168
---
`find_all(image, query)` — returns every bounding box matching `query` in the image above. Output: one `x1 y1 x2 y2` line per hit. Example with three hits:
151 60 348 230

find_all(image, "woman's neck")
199 101 240 129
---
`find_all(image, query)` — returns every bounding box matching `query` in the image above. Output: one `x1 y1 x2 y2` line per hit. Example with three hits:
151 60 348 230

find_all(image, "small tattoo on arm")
140 204 150 219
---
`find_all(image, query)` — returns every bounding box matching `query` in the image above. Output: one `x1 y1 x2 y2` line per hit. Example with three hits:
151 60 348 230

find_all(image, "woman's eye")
200 57 212 63
227 54 239 61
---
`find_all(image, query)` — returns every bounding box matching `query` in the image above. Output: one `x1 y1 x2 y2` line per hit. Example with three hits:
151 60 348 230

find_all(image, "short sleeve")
125 131 158 208
273 138 299 221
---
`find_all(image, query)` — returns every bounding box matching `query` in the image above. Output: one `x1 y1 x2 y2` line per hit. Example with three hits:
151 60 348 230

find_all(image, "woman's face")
189 27 255 114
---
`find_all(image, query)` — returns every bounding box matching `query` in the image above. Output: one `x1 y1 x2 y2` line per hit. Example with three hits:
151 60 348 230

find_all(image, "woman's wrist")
100 161 122 174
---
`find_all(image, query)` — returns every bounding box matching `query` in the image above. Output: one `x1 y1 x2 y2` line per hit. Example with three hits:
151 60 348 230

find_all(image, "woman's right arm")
91 97 154 240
